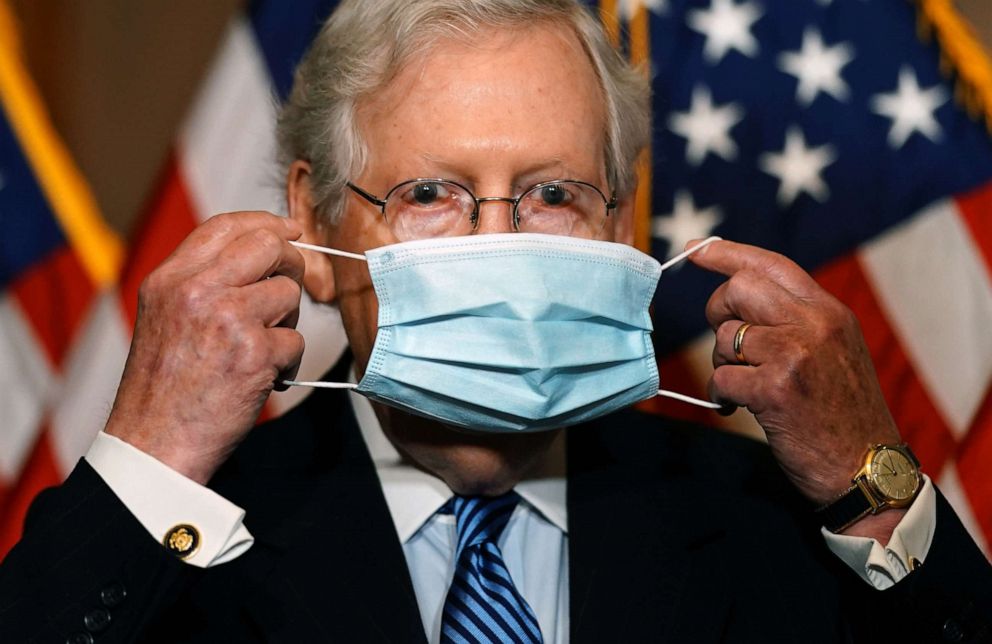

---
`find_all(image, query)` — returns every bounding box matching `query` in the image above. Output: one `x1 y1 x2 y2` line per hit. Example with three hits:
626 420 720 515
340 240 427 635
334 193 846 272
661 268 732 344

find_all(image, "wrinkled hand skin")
688 240 906 541
104 213 306 485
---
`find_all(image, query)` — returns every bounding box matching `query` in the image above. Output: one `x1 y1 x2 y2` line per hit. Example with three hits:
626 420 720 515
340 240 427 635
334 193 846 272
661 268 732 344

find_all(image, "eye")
540 183 569 206
393 181 468 220
396 181 456 207
412 182 441 204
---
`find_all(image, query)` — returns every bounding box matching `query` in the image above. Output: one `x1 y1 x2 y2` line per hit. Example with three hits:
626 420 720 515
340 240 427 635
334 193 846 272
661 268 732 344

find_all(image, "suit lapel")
567 416 733 644
219 381 428 643
263 466 427 643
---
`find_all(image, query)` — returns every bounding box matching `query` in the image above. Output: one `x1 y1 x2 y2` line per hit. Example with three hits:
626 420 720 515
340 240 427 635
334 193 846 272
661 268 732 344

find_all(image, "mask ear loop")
284 381 359 389
290 240 367 261
282 241 365 389
658 235 720 272
655 236 724 410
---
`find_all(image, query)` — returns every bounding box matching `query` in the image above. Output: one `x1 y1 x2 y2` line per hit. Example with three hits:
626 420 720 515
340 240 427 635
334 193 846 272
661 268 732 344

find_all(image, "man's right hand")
104 212 306 484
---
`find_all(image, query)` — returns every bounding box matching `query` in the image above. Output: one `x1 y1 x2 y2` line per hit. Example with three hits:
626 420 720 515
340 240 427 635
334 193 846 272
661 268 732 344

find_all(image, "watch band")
817 481 873 533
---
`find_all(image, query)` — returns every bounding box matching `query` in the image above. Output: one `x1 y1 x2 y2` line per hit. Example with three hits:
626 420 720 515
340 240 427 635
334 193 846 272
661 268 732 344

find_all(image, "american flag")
1 0 990 560
626 0 992 555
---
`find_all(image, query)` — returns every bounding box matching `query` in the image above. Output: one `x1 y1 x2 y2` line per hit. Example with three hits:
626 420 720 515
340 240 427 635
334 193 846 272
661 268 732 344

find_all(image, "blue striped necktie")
440 492 544 644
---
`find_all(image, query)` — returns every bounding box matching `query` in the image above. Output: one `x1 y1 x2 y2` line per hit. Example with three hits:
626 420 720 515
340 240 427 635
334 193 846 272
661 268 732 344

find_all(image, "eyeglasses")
347 178 617 241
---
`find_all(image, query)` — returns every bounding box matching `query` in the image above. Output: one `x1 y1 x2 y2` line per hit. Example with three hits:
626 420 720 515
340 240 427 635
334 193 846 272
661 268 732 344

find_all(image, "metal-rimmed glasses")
347 178 617 241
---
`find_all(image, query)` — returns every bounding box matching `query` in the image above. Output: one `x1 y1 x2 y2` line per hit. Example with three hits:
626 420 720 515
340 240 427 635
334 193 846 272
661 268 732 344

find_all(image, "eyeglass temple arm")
346 182 387 209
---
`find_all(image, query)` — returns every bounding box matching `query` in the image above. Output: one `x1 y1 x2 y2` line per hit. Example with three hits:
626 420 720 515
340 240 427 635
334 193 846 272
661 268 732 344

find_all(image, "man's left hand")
687 240 902 519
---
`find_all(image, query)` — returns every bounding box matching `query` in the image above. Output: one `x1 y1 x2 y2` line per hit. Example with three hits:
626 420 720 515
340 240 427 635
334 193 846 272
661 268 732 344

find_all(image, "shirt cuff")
821 474 936 590
84 432 254 568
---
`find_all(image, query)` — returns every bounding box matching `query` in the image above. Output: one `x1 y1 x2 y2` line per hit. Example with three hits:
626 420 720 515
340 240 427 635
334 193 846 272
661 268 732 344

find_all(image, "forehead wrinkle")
361 24 604 131
419 151 569 176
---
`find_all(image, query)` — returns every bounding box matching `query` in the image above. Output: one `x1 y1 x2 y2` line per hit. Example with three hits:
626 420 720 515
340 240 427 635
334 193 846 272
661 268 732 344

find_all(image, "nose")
473 197 517 234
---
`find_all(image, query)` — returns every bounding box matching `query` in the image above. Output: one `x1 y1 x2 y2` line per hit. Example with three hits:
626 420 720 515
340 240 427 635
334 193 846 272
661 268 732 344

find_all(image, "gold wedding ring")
733 322 753 365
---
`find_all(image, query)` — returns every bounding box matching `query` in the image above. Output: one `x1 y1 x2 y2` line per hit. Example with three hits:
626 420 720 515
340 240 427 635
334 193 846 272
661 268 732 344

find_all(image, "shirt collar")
348 380 567 543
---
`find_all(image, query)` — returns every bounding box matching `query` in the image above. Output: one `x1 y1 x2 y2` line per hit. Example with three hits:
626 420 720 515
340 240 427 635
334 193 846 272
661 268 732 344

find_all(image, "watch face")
869 447 920 502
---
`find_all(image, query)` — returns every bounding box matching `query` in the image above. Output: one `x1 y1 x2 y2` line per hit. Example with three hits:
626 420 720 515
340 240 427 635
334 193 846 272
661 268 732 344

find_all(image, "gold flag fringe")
0 0 22 55
915 0 992 134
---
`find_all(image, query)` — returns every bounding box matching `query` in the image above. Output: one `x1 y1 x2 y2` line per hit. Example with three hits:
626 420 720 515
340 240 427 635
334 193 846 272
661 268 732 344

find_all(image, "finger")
241 275 302 328
269 327 305 391
205 227 306 287
712 320 777 367
685 239 818 299
174 212 301 267
707 364 765 412
705 269 802 329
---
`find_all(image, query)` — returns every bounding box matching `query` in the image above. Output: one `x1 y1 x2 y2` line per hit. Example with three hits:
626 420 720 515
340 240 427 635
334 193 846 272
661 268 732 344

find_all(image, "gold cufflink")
163 524 200 559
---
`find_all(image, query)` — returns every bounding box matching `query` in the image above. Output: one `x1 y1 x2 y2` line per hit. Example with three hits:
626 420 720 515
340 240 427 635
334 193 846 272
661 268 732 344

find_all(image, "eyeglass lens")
382 180 610 241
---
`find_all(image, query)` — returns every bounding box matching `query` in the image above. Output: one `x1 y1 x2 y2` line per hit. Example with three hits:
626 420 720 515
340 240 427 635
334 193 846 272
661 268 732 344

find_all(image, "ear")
287 160 336 303
612 187 636 247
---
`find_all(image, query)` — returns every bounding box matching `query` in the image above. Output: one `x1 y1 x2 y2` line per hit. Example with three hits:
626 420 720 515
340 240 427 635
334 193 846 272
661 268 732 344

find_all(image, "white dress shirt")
85 392 938 637
352 389 569 642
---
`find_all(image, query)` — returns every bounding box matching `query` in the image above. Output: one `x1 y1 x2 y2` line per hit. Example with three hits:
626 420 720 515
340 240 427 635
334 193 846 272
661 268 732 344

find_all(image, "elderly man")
2 1 990 642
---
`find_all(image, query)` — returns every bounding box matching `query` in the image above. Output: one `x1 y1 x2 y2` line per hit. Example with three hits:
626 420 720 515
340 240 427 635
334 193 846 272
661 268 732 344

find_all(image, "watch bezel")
863 444 921 509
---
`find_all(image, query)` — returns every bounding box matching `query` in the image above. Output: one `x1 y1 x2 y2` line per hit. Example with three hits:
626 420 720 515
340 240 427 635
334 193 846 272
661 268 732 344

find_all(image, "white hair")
277 0 652 223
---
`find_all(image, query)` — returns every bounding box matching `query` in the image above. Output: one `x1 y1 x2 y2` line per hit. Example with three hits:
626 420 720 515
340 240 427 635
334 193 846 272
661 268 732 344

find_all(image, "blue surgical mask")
286 233 720 432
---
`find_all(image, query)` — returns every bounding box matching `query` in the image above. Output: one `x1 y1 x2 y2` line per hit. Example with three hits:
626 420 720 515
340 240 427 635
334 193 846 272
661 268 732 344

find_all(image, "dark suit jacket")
2 359 991 643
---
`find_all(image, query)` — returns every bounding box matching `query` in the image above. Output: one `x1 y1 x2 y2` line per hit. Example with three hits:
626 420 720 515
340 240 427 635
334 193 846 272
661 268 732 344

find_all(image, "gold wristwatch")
816 443 922 533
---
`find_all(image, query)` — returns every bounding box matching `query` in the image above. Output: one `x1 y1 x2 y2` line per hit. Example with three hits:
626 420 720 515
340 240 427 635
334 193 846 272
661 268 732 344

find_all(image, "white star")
618 0 667 20
687 0 763 65
759 126 837 207
668 86 744 166
870 66 948 148
777 29 855 106
652 190 723 263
